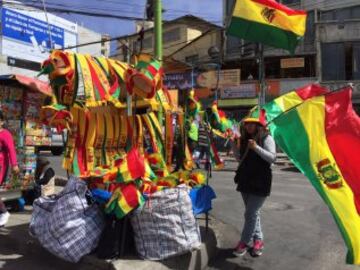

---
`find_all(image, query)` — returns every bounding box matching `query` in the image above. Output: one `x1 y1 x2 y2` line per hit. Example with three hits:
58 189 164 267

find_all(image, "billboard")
1 7 78 63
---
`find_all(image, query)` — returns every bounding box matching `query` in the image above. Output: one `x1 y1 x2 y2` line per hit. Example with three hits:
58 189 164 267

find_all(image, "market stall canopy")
0 74 52 96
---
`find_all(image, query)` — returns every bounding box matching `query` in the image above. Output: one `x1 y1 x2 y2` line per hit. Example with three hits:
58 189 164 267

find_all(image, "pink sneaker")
233 241 248 257
251 239 264 257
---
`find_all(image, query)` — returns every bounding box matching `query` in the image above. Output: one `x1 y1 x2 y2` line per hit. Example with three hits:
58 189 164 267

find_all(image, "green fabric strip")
227 17 300 53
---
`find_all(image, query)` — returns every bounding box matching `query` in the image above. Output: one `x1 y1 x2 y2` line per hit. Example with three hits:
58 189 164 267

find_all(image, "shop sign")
164 69 240 90
221 84 257 99
280 58 305 69
197 69 241 88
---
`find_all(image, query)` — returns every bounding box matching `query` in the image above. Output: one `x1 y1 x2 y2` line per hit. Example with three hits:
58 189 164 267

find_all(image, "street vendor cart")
0 74 52 209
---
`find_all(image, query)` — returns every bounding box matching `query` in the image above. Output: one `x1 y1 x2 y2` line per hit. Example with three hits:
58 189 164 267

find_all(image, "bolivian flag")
227 0 307 52
263 84 360 264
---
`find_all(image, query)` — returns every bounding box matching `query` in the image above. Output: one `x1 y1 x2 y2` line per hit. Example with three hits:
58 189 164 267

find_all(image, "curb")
80 217 219 270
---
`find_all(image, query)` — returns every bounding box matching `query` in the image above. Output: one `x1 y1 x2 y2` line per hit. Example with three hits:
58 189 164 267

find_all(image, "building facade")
223 0 360 113
114 15 222 65
0 3 109 77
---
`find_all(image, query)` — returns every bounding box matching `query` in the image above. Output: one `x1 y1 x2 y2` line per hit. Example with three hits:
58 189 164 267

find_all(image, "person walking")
0 111 19 227
232 117 276 257
195 121 209 169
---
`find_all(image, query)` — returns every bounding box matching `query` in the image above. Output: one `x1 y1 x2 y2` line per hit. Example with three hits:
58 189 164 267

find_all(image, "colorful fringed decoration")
165 111 174 170
155 175 179 188
188 170 207 187
209 101 234 134
127 53 163 99
209 142 224 170
40 50 78 106
62 105 80 172
177 112 194 170
40 103 73 133
146 153 169 178
187 90 201 118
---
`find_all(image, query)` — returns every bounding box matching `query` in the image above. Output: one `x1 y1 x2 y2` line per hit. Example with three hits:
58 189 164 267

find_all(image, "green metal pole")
154 0 163 61
154 0 163 125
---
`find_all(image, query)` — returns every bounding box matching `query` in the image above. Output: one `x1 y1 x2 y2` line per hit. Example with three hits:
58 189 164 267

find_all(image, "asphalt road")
42 153 358 270
208 160 358 270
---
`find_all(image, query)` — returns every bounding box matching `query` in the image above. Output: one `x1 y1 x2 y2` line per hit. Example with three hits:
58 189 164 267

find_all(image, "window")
320 5 360 21
321 42 360 81
322 43 345 81
281 0 300 4
142 37 153 49
353 43 360 80
304 11 315 48
163 28 181 43
185 54 199 64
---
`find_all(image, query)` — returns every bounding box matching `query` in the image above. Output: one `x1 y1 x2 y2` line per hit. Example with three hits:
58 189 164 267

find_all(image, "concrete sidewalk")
0 203 236 270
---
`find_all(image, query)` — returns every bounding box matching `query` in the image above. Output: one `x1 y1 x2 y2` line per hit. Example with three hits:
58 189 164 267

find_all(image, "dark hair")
0 111 5 121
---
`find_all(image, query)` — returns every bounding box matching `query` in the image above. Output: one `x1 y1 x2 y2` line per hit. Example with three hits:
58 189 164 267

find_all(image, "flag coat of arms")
227 0 307 52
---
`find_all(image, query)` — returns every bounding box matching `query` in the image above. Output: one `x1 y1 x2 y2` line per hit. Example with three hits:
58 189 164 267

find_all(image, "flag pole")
258 43 266 106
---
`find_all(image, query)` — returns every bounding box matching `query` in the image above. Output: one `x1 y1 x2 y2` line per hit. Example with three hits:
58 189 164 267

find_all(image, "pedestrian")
0 111 19 227
195 121 209 169
23 157 56 204
187 117 198 153
232 117 276 257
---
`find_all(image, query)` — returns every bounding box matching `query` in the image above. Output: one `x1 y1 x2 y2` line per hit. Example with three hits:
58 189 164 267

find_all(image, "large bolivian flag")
227 0 307 52
263 84 360 264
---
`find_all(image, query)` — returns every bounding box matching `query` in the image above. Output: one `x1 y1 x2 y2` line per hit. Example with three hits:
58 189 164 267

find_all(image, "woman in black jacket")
232 117 276 257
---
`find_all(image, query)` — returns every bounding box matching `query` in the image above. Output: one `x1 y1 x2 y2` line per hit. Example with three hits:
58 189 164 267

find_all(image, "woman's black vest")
234 139 272 197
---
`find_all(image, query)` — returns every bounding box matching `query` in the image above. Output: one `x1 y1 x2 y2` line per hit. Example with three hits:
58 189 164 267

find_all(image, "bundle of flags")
209 101 233 134
258 84 360 265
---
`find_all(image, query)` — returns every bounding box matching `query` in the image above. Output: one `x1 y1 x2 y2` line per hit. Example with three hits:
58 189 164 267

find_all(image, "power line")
3 1 146 20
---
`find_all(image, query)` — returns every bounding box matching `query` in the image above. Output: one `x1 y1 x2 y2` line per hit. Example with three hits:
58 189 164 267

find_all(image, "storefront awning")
218 98 258 108
0 74 52 96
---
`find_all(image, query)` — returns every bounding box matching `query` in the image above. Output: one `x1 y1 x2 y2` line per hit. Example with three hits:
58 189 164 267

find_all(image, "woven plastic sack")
29 177 105 263
130 185 201 260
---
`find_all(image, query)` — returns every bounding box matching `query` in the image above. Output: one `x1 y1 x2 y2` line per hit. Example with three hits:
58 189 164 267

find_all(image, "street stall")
29 50 226 263
0 74 52 209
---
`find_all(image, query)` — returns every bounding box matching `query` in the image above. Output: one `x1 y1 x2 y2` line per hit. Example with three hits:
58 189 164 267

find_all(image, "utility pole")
258 43 266 106
154 0 163 61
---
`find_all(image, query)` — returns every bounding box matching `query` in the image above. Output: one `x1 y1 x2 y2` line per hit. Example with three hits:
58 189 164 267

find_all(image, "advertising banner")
1 7 78 63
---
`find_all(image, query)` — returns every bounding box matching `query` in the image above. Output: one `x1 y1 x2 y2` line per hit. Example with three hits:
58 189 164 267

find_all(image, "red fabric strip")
325 88 360 215
83 110 91 172
76 120 86 176
251 0 307 16
127 148 145 179
296 84 328 100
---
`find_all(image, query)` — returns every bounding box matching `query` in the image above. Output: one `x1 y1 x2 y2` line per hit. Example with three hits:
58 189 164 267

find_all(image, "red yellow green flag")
263 85 360 264
227 0 307 53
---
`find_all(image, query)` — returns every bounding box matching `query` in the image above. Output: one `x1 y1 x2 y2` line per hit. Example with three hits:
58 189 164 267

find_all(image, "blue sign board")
2 7 64 50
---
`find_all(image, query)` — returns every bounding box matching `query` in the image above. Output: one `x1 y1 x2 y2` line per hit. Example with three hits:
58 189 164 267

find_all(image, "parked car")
37 129 67 156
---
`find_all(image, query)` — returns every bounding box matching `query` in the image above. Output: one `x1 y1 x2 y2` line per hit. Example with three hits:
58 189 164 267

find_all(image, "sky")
15 0 223 53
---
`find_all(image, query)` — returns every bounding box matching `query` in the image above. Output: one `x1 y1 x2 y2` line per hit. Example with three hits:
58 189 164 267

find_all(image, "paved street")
208 160 358 270
22 153 360 270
